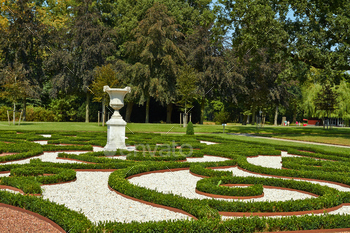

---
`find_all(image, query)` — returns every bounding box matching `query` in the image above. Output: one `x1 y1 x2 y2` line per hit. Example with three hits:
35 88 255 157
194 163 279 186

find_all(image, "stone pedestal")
103 86 131 152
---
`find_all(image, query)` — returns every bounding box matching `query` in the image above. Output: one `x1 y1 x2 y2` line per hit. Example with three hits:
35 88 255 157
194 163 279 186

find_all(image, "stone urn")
103 86 131 151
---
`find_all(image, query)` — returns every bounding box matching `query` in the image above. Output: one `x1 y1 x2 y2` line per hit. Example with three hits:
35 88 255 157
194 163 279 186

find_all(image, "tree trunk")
145 97 150 123
200 97 205 124
183 114 188 128
85 92 90 123
183 99 187 127
126 101 134 123
274 105 279 126
292 109 297 124
102 96 106 126
22 97 26 121
13 103 16 125
166 103 173 123
251 105 256 125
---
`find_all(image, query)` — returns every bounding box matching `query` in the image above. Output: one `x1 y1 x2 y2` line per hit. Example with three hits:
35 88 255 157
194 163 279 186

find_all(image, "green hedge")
2 131 350 232
1 166 76 194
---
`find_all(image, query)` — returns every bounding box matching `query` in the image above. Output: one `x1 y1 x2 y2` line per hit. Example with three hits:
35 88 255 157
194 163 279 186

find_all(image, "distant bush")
0 105 55 122
25 105 55 122
0 106 11 121
186 121 194 135
214 111 230 125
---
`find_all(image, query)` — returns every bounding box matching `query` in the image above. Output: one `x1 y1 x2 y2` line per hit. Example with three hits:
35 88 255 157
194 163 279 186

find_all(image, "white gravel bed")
93 146 104 152
128 170 314 202
40 134 51 138
41 171 191 224
0 189 21 194
247 156 282 169
33 140 48 145
247 151 322 170
213 167 350 192
186 155 230 163
104 155 127 160
0 173 10 177
1 151 89 165
199 141 218 145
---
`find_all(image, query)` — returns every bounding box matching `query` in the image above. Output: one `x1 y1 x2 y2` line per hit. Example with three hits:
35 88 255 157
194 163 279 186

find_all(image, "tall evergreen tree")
123 3 185 123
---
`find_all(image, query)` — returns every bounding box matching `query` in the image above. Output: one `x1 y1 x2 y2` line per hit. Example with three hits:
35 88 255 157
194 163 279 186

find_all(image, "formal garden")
1 0 350 231
1 123 350 232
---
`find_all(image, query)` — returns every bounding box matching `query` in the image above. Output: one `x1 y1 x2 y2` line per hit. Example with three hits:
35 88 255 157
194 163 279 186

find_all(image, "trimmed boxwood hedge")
2 131 350 232
1 166 76 194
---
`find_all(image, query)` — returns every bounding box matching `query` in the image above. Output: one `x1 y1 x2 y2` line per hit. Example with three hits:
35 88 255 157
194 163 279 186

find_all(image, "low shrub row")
0 190 92 232
0 142 43 162
196 176 264 197
42 144 93 151
126 154 187 161
1 166 76 194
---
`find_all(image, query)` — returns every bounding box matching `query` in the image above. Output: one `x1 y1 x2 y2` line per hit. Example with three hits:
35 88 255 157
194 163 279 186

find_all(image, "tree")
89 64 119 126
315 82 339 129
181 25 227 124
46 0 116 123
216 0 350 76
0 61 37 124
176 64 198 127
335 80 350 125
123 3 185 123
0 0 47 121
226 48 286 125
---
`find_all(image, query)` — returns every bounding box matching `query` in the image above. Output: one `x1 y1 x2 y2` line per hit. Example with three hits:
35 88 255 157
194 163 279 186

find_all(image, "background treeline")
0 0 349 124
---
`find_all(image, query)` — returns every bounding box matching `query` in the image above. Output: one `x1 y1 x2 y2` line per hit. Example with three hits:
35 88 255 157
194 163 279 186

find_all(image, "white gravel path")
186 155 230 163
199 141 218 145
213 167 350 192
247 156 282 169
0 151 89 165
247 151 320 170
0 173 10 177
41 171 191 224
40 134 52 138
33 140 48 145
128 170 314 202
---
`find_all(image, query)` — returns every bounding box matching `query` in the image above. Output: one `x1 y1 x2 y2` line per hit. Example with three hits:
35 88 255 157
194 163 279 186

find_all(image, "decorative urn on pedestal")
103 86 131 152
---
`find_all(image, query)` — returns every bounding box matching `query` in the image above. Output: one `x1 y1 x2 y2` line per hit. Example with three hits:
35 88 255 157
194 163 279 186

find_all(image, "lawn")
2 121 350 146
2 121 350 134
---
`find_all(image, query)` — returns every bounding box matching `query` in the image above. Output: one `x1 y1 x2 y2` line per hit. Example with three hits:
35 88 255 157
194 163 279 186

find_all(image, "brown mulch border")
0 203 66 233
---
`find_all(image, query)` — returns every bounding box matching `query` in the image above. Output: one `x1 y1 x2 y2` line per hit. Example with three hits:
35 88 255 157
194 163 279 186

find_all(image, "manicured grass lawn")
263 134 350 146
2 121 350 134
217 133 350 154
2 121 350 146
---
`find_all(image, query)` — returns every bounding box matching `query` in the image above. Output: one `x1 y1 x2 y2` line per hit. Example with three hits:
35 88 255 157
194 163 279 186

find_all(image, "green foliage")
90 64 119 103
3 130 350 231
315 83 339 117
186 121 194 135
213 111 230 125
25 105 55 122
177 65 198 113
49 95 80 122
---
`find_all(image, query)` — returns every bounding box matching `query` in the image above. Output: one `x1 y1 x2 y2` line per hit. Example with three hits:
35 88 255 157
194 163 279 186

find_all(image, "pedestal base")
104 112 127 152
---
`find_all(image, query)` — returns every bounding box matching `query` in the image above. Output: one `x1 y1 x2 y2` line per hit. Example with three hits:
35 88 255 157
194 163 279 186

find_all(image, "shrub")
186 121 194 135
213 111 230 125
25 105 55 122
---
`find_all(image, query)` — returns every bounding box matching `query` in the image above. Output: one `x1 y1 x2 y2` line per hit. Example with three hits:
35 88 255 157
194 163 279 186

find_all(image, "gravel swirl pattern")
41 171 191 224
